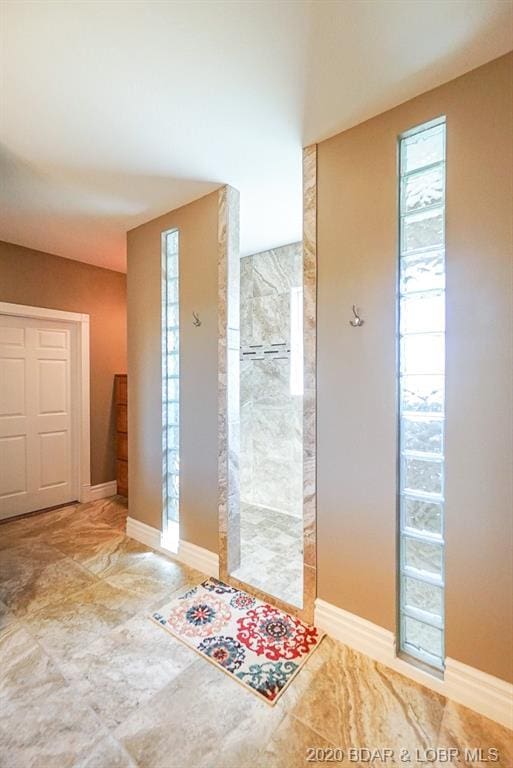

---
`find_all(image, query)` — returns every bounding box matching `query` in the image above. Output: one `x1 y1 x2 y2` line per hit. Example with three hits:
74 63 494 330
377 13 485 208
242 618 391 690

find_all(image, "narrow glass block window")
162 229 180 551
398 118 446 671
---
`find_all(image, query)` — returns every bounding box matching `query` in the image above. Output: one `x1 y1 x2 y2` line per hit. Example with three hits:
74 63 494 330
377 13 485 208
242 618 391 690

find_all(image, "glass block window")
162 229 180 551
398 119 446 671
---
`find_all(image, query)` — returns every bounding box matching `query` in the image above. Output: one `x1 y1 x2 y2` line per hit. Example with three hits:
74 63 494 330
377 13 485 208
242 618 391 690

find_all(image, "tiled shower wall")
240 243 303 516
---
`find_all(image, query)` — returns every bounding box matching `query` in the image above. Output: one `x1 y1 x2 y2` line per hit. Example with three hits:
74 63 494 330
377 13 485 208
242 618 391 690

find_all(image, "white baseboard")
315 599 394 666
177 539 219 577
125 516 219 578
81 481 117 503
126 516 162 549
121 524 513 728
444 658 513 731
315 598 513 729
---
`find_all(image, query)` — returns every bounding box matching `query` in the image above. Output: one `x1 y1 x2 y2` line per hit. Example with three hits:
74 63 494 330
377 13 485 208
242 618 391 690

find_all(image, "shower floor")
232 502 303 608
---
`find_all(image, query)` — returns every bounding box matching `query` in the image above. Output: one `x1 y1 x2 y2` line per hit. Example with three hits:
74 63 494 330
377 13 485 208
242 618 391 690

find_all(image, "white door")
0 315 78 520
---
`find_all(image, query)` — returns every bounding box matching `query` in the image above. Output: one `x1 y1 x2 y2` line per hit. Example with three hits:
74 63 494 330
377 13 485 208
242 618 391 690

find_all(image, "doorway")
0 303 90 520
218 147 318 622
232 243 304 607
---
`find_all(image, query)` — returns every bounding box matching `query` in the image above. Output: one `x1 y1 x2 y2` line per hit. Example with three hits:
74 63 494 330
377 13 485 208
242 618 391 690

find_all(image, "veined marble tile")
291 638 445 755
243 358 291 408
66 611 197 730
0 521 27 550
217 185 241 581
301 144 318 621
240 359 253 409
71 736 136 768
113 632 327 768
100 545 185 581
0 678 109 768
0 506 68 549
252 402 301 449
0 540 98 617
233 504 304 607
104 550 197 607
250 456 293 513
0 599 15 636
435 700 513 767
29 503 91 540
50 526 149 577
251 243 302 297
0 623 65 705
0 622 109 768
240 254 253 305
240 295 253 346
38 498 128 544
250 293 290 346
1 499 506 767
260 714 335 768
88 496 128 531
22 579 149 662
41 520 113 554
240 360 303 517
114 657 285 768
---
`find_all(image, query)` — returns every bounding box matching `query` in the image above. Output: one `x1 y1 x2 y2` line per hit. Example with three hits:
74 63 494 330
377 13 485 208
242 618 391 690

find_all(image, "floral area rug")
151 577 324 704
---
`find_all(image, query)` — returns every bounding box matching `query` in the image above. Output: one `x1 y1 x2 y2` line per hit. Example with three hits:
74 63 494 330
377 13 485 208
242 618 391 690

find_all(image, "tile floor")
0 497 511 768
233 502 303 608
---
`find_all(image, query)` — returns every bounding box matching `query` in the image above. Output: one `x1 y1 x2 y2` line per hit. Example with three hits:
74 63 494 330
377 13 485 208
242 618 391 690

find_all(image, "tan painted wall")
316 53 513 682
127 190 220 552
0 241 127 486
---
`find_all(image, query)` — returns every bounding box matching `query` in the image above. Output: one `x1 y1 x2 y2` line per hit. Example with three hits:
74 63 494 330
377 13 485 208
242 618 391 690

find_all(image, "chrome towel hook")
349 305 364 327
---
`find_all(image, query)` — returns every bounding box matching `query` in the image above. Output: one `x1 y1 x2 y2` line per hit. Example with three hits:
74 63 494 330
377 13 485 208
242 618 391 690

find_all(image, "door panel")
38 359 68 415
37 329 68 349
0 315 77 519
0 435 27 497
0 358 25 417
0 326 24 346
39 431 69 489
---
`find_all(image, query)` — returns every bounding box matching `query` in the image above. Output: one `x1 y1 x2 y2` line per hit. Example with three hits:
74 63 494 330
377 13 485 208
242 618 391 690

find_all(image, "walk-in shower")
232 243 304 607
219 147 318 621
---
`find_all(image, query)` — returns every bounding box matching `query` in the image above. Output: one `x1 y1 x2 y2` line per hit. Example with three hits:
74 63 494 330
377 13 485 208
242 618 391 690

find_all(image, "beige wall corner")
127 188 229 553
0 241 126 486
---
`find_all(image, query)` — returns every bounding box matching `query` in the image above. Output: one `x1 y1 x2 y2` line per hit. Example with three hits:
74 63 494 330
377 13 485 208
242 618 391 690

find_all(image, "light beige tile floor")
233 503 303 607
0 497 511 768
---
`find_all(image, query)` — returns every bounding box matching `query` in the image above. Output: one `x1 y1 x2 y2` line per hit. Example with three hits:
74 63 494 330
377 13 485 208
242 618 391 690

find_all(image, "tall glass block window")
398 118 446 671
162 229 180 551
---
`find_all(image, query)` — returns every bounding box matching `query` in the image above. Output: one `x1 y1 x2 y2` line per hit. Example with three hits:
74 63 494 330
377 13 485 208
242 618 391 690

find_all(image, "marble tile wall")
240 242 303 516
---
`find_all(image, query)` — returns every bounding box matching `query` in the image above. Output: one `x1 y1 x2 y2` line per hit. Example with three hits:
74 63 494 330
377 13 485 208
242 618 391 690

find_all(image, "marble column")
302 144 318 624
218 185 241 576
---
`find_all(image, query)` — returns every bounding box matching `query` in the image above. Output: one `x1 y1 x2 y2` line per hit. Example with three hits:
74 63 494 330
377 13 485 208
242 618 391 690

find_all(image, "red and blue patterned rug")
151 577 324 704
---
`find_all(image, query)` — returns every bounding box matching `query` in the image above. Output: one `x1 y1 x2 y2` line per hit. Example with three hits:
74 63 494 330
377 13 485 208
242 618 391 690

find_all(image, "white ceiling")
1 1 511 272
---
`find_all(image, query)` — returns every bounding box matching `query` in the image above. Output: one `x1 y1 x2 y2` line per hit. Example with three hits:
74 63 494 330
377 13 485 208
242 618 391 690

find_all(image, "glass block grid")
398 119 446 671
162 230 180 538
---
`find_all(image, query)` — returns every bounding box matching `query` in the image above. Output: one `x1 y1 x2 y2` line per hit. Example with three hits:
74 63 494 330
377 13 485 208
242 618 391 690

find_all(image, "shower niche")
219 147 317 621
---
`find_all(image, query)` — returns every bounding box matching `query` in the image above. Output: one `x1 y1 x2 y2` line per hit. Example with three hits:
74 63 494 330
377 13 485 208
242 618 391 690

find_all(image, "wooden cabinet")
114 374 128 497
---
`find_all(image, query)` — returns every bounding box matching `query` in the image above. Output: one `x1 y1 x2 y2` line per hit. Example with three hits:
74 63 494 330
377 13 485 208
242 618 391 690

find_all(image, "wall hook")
192 311 202 327
349 305 364 327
